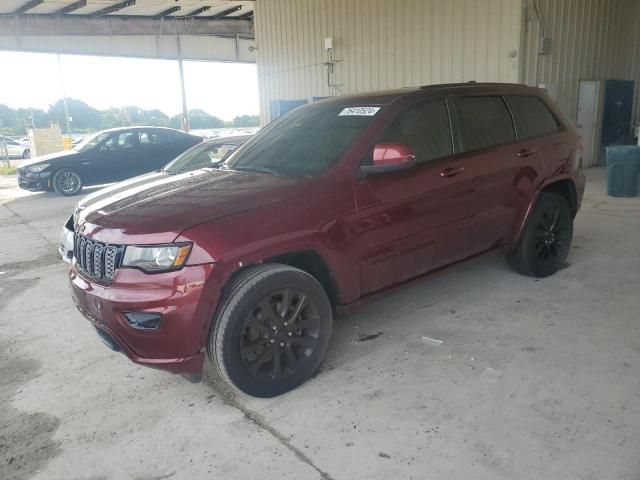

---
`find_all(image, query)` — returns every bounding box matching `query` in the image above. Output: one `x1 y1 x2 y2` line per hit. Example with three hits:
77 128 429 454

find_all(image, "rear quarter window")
507 95 561 139
453 96 515 152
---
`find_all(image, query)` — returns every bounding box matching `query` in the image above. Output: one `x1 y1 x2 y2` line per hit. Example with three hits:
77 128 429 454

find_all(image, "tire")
507 192 573 278
53 168 83 196
22 149 30 159
208 264 333 397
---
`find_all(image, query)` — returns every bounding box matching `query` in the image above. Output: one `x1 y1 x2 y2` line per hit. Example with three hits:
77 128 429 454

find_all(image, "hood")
78 168 309 244
19 149 78 168
77 171 166 210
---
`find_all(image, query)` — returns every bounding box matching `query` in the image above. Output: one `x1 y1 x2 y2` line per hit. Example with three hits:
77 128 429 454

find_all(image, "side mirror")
360 143 416 176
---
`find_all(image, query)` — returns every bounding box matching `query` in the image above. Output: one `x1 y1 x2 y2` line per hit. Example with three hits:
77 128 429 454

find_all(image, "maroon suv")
70 83 586 397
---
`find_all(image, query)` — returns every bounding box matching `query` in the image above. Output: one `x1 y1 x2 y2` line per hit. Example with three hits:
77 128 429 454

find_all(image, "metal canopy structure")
0 1 256 62
0 1 258 133
0 0 254 21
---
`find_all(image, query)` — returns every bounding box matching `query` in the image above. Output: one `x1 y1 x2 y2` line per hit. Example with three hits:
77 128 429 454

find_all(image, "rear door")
136 130 165 173
354 98 475 295
505 95 568 236
451 95 543 253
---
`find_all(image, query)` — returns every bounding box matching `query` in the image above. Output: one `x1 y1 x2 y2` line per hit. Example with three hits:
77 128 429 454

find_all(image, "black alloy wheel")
507 192 573 277
53 169 83 196
239 289 321 381
209 264 333 397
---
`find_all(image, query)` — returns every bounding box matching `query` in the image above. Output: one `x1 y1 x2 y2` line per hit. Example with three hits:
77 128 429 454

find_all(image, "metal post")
0 119 8 167
1 141 9 167
57 54 72 135
176 34 190 132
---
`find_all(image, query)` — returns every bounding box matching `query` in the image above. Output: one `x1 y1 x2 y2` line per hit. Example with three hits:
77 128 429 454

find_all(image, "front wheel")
22 149 30 159
53 168 83 196
507 192 573 277
208 264 333 397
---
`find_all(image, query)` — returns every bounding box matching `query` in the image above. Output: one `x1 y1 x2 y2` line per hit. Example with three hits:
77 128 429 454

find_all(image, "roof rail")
419 81 526 90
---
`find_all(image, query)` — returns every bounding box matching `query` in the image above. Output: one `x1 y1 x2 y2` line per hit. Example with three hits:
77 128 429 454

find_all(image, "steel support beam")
153 6 181 19
53 0 87 16
0 15 253 36
209 6 242 20
236 11 254 20
13 0 44 14
88 0 136 18
176 35 190 132
181 6 211 17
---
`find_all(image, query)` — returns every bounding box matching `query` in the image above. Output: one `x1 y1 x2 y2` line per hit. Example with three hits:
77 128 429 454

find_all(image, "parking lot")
0 168 638 480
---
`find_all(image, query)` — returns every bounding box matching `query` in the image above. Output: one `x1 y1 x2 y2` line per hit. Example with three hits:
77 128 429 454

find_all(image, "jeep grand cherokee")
69 83 586 397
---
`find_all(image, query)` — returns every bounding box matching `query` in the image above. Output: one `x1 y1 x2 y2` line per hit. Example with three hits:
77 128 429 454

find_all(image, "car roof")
95 126 188 135
203 134 253 144
314 82 541 107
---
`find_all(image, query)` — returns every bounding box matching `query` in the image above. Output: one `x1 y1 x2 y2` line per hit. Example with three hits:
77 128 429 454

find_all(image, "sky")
0 51 259 121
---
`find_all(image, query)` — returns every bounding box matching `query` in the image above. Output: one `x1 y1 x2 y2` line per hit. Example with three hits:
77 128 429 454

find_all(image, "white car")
0 135 30 159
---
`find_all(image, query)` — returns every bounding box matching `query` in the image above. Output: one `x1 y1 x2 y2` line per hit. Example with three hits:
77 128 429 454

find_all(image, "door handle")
517 148 537 158
440 166 465 178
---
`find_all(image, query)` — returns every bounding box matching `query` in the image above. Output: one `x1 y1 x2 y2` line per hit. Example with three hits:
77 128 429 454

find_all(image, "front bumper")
18 171 51 191
69 261 218 377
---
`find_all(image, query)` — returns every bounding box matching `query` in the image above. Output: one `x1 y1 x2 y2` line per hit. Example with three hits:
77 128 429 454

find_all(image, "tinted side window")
140 132 161 144
154 131 178 144
508 95 560 139
101 132 139 151
379 99 452 163
454 96 515 152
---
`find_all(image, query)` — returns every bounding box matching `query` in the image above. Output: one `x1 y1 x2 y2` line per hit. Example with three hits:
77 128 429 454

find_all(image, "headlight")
27 163 49 173
121 243 192 272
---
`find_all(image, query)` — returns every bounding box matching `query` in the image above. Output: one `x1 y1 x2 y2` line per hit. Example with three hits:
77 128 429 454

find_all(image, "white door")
576 80 600 167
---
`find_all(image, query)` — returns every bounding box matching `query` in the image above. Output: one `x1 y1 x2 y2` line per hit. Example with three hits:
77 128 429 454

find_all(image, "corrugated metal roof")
0 1 254 19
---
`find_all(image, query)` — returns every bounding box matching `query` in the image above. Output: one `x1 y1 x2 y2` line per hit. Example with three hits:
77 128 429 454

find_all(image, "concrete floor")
0 168 638 480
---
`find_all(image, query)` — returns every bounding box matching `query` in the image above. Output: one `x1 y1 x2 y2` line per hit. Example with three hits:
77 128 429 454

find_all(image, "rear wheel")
208 264 333 397
53 168 83 196
507 192 573 277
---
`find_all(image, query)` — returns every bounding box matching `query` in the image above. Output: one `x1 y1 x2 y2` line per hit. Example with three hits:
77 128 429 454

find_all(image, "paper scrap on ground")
479 367 503 383
420 336 443 347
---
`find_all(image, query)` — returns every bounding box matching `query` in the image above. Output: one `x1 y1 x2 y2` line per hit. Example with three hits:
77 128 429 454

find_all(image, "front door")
354 98 474 295
90 131 141 184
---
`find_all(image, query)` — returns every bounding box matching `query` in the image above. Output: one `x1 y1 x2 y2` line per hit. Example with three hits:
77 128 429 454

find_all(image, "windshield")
74 132 109 153
163 141 239 173
225 105 378 177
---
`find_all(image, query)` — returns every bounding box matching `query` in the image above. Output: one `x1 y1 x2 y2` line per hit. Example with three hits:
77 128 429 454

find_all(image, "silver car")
0 135 30 159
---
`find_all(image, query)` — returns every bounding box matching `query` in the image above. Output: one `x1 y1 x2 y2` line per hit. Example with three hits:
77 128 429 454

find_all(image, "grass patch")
0 165 17 175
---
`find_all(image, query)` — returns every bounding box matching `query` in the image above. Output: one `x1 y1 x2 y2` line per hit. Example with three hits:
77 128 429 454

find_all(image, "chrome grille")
73 233 122 282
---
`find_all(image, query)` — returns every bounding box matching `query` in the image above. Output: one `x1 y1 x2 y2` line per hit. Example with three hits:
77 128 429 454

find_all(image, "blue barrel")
606 146 640 197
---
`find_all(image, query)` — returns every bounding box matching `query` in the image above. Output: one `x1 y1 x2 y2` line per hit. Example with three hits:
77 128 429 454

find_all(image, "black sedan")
18 126 202 196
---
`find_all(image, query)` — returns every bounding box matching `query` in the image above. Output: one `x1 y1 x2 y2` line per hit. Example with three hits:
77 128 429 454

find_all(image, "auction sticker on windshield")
339 106 381 116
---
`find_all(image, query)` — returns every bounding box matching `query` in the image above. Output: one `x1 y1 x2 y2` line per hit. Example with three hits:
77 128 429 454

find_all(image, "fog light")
123 312 162 330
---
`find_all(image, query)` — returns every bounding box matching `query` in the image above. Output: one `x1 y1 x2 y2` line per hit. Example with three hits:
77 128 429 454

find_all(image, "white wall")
521 0 631 122
255 0 523 124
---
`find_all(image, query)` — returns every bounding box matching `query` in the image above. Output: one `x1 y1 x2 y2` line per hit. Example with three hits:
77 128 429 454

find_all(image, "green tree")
232 115 259 127
0 104 16 132
170 109 225 130
48 98 101 132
